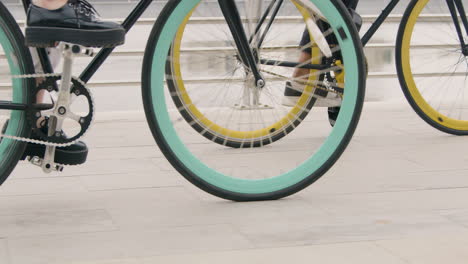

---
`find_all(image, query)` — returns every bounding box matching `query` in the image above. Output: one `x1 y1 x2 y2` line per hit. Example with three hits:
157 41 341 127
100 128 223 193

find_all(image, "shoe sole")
328 107 341 127
25 27 125 48
21 144 88 165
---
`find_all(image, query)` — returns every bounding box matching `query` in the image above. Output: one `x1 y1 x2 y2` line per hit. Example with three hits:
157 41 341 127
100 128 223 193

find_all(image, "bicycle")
0 0 366 201
345 0 468 135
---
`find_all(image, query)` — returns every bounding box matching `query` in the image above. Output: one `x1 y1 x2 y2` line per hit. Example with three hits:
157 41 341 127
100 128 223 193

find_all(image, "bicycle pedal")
28 156 64 173
59 42 94 57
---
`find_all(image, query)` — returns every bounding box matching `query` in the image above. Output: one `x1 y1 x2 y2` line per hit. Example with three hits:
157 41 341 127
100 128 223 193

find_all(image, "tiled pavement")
0 101 467 264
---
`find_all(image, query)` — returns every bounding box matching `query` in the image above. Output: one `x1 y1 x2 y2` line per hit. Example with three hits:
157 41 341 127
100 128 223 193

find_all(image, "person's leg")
293 29 312 81
30 47 60 116
282 29 316 107
282 25 342 108
22 0 113 165
32 0 67 10
30 0 66 104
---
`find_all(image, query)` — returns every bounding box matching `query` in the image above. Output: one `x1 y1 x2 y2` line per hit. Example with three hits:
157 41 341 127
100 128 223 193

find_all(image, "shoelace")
68 0 100 18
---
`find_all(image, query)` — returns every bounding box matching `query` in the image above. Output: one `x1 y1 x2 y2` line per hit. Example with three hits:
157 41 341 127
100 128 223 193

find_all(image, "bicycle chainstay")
0 73 95 148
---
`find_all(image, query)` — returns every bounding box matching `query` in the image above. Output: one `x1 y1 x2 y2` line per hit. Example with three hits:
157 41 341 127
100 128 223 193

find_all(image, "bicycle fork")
218 0 265 89
447 0 468 55
218 0 336 110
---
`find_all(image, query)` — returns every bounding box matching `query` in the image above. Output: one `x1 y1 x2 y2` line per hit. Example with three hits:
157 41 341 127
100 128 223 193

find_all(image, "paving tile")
84 187 220 229
0 210 116 238
438 209 468 228
50 158 161 178
150 157 174 172
298 186 468 215
70 242 406 264
0 193 106 217
310 167 468 195
103 187 330 230
0 177 88 196
375 231 468 264
8 224 253 264
87 146 163 161
0 239 10 264
85 121 155 148
11 163 131 180
234 210 466 248
0 98 467 264
79 171 183 191
380 136 468 172
325 156 424 181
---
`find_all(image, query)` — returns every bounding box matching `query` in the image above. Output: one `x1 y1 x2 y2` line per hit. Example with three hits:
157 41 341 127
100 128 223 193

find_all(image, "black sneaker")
1 120 88 165
327 107 340 127
282 81 303 107
25 0 125 48
282 81 342 107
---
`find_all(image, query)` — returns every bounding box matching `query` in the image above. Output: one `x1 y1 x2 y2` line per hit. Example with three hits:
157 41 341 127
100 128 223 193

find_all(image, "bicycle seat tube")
218 0 265 88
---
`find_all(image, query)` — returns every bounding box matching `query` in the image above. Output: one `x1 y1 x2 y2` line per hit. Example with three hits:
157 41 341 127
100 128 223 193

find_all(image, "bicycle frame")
21 0 154 83
350 0 468 48
20 0 264 84
359 0 401 46
1 0 287 112
0 0 154 111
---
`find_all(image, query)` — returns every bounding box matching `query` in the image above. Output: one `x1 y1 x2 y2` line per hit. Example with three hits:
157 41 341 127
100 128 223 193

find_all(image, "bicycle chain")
0 73 95 148
260 68 344 96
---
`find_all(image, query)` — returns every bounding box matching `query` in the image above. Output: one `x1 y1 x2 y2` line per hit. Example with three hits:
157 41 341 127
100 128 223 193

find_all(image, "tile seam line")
372 240 412 264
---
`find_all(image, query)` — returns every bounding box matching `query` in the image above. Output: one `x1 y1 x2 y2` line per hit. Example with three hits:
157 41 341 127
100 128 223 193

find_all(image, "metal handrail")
1 14 460 88
2 13 456 58
11 14 456 27
0 42 460 59
2 71 468 89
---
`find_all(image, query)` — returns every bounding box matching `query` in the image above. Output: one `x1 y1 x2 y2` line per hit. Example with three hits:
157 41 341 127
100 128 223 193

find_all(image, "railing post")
245 0 263 37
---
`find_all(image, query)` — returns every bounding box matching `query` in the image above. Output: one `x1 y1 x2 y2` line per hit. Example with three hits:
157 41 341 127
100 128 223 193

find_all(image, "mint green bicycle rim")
149 0 361 194
0 18 24 161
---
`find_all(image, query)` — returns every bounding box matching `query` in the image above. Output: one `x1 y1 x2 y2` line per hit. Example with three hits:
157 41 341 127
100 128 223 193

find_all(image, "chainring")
28 76 94 144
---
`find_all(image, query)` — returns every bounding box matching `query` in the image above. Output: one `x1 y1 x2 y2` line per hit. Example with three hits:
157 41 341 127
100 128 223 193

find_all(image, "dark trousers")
299 0 359 53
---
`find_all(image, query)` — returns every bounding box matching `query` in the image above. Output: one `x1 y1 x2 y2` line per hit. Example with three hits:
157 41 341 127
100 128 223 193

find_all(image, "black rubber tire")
396 0 468 136
0 2 34 185
141 0 366 201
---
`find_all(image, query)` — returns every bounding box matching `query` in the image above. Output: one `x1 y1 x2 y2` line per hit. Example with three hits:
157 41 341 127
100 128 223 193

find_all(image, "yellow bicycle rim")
401 0 468 130
170 1 323 141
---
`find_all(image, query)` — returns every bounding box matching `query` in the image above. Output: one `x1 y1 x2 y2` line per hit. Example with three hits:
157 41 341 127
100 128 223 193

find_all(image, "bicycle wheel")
0 2 34 184
165 2 346 148
142 0 365 201
397 0 468 135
